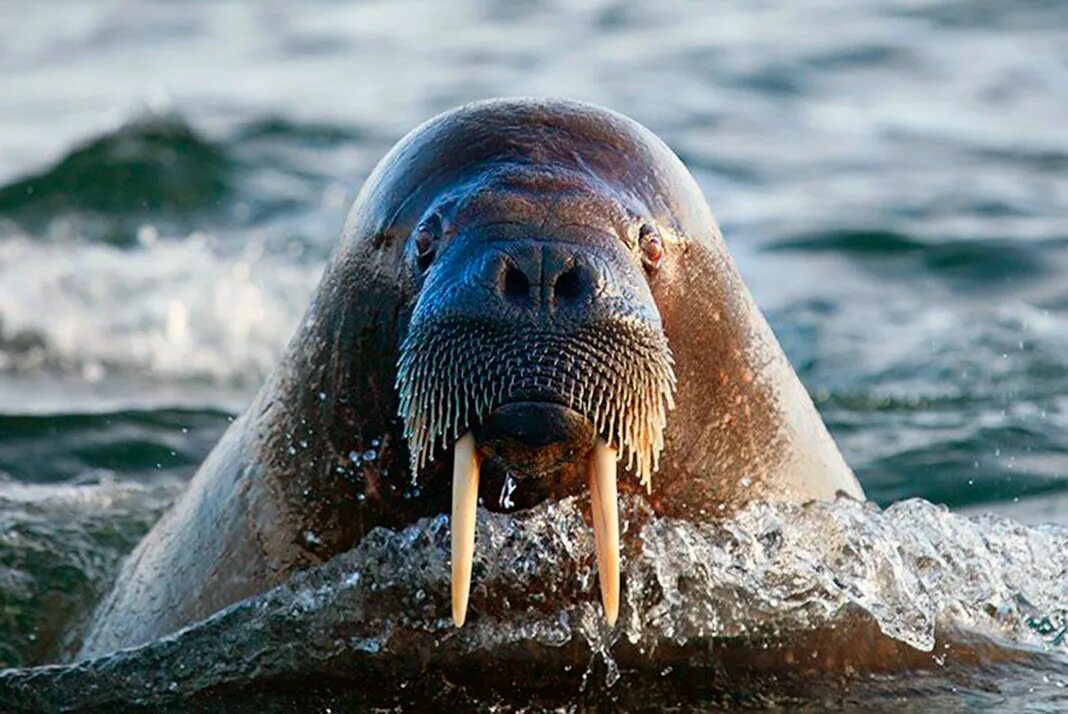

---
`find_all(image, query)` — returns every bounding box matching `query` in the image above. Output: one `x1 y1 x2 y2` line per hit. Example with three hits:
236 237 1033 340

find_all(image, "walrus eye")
639 224 664 272
414 215 441 271
415 230 435 268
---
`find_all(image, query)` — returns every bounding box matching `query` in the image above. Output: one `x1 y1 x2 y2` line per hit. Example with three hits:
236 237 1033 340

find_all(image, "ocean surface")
0 0 1066 710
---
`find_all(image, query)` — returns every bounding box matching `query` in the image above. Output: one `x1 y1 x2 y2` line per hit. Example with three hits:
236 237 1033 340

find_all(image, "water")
1 0 1066 708
3 496 1067 709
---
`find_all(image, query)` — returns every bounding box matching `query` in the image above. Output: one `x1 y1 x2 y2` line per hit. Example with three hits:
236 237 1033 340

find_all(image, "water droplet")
499 474 517 509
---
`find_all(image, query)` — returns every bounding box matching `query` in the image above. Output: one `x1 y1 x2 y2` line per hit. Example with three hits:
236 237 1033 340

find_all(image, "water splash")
2 494 1065 709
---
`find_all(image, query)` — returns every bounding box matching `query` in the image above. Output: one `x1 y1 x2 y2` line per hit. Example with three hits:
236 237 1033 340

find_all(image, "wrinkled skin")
80 99 861 658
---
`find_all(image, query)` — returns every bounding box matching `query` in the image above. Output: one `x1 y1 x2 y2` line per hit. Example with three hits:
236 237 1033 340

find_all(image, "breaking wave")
0 235 320 390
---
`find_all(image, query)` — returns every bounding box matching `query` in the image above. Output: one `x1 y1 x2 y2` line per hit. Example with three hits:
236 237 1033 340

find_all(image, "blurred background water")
0 0 1066 697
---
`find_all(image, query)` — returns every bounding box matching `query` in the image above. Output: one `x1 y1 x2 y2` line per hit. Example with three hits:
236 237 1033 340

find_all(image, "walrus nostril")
503 265 530 300
554 266 583 301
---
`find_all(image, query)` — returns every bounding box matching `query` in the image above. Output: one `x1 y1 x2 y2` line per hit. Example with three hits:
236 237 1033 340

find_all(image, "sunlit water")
1 0 1066 709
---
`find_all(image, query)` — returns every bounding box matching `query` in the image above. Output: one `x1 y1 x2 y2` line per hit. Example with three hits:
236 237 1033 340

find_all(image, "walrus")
79 98 862 658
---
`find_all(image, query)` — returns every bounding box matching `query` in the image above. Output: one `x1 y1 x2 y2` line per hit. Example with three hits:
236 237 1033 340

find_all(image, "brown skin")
79 99 861 658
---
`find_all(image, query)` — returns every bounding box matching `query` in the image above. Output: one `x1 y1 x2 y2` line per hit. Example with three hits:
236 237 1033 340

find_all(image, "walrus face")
398 182 676 484
395 173 677 624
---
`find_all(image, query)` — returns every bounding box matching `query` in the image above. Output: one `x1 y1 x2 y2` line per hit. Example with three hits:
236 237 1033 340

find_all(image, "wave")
0 115 233 244
235 116 373 148
0 476 183 669
1 495 1065 708
0 409 229 485
0 235 321 389
0 112 359 251
766 230 1064 284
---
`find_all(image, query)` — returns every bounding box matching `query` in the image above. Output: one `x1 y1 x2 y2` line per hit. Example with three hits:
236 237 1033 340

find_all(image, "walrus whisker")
396 320 675 489
401 316 671 627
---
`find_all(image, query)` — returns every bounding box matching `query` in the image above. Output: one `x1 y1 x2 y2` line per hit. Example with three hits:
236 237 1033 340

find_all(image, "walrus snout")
474 401 597 476
491 242 597 311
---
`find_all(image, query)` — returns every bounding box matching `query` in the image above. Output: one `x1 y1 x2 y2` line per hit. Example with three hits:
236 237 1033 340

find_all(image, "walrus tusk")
451 431 480 627
451 433 620 628
588 438 620 626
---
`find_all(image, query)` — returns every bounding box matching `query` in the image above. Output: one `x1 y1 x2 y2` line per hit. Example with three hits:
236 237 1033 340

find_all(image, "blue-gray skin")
80 99 861 658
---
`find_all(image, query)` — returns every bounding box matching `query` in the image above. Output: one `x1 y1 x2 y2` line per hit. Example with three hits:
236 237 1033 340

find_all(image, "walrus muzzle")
396 228 676 626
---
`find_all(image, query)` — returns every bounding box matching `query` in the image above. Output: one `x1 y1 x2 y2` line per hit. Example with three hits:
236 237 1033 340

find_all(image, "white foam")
0 233 323 393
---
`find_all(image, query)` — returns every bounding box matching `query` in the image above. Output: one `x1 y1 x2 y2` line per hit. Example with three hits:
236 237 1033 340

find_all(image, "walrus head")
75 101 863 656
272 99 859 630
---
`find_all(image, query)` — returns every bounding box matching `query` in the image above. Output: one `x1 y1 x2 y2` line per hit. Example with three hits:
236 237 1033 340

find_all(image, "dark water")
1 0 1067 709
